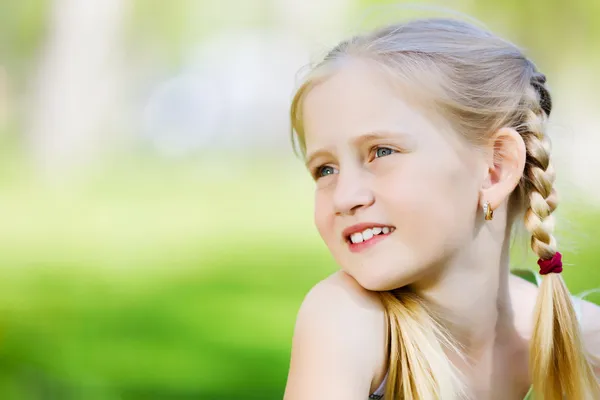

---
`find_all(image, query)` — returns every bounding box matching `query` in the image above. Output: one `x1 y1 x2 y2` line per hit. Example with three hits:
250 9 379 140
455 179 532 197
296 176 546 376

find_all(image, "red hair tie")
537 251 563 275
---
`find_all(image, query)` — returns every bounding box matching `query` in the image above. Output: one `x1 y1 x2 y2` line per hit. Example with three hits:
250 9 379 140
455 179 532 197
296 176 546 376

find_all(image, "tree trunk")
26 0 127 177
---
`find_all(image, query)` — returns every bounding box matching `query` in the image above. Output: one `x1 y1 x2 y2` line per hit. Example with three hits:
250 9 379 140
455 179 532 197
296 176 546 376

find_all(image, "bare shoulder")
510 273 600 370
284 271 387 400
578 293 600 331
579 296 600 372
308 270 386 314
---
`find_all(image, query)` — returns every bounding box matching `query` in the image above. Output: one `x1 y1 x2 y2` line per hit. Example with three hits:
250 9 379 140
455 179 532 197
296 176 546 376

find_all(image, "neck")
410 219 518 361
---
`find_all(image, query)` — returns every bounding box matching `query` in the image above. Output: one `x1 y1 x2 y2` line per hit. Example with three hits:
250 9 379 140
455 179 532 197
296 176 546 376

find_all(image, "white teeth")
348 226 394 244
350 232 364 243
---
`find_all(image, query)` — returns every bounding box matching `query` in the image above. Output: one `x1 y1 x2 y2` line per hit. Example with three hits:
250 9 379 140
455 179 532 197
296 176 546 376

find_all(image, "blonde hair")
290 18 600 399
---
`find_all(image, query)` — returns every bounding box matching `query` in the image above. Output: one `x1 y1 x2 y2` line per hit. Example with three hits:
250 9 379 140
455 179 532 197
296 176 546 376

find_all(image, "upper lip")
342 222 393 241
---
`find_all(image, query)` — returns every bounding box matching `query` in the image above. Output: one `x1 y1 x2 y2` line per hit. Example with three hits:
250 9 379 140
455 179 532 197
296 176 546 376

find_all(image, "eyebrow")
304 130 412 168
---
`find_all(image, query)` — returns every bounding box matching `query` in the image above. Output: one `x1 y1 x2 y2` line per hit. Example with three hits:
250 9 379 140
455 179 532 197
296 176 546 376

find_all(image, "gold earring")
483 201 494 221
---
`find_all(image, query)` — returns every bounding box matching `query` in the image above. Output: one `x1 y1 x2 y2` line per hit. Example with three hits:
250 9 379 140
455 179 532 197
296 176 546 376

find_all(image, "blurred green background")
0 0 599 399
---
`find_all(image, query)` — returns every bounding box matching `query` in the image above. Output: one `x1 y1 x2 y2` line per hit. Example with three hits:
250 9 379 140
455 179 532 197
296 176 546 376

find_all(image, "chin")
343 255 428 292
345 266 406 292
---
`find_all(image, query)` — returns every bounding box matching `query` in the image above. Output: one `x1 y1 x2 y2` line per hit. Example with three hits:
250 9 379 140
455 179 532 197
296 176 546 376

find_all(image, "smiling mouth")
346 226 396 244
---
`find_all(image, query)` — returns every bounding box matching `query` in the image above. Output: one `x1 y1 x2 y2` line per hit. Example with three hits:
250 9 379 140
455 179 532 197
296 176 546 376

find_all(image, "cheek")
376 157 479 247
313 189 333 240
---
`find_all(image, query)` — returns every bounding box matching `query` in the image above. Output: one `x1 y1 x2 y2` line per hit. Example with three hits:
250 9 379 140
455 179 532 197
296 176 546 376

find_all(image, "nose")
332 167 375 216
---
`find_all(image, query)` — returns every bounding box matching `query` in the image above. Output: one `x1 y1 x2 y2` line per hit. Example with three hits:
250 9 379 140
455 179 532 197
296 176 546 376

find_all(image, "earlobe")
479 127 527 211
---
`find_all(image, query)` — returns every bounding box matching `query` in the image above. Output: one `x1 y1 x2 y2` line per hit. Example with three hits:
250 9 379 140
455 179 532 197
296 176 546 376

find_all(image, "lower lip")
348 233 391 253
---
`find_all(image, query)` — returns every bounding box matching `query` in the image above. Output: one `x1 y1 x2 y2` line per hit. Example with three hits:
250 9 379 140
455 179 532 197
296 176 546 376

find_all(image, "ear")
479 127 527 211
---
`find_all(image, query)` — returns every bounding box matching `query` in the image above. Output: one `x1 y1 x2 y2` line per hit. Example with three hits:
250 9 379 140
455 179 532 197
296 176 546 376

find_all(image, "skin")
283 58 600 399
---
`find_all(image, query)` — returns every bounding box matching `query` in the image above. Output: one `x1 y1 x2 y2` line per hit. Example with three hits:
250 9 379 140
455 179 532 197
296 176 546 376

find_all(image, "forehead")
301 59 443 152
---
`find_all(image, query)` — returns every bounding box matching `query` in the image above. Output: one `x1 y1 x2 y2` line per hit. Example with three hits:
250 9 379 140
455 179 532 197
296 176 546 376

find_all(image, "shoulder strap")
572 288 600 324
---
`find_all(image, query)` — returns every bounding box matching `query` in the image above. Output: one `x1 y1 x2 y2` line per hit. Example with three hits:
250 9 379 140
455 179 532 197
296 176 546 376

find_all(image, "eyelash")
312 146 397 180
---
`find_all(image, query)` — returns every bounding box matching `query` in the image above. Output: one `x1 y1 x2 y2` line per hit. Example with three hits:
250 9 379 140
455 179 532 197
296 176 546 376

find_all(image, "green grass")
0 246 331 399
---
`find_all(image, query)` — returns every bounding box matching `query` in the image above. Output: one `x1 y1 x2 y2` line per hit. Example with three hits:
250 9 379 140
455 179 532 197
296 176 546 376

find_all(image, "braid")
521 79 600 399
521 87 558 260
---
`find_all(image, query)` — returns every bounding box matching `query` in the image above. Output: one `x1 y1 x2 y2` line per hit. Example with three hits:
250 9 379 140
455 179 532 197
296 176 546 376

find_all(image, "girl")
283 17 600 399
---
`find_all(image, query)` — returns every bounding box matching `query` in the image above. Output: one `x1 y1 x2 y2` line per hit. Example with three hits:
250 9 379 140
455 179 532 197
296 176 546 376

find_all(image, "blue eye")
375 147 395 158
316 165 336 178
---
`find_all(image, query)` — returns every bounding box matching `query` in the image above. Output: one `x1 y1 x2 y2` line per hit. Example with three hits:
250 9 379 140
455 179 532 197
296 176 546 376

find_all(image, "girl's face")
302 60 487 291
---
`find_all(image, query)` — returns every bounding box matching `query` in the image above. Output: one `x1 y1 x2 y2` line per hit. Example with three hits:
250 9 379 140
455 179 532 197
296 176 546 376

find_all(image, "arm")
283 272 386 400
